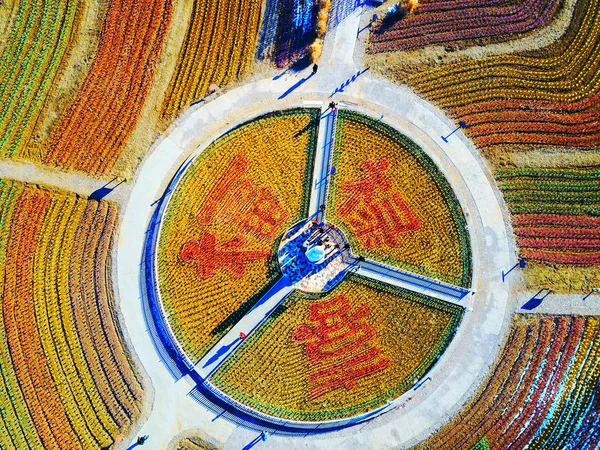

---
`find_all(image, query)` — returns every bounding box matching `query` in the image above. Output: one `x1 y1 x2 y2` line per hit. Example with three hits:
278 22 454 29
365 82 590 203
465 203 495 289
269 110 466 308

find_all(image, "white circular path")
116 6 517 449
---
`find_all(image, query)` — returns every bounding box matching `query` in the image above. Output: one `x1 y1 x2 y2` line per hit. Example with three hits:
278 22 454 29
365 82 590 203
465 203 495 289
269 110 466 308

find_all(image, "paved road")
358 260 470 304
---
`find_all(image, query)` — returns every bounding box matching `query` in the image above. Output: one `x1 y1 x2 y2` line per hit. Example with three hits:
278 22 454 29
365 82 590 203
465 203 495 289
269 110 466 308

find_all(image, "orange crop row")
45 0 173 175
0 180 143 448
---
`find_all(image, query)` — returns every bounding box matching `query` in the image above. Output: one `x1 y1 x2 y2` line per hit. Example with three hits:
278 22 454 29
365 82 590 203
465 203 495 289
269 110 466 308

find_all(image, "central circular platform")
278 219 355 293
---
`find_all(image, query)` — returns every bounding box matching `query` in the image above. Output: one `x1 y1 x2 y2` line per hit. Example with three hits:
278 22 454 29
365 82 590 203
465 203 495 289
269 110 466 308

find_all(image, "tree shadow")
372 7 408 35
89 177 125 200
278 70 315 99
293 116 320 138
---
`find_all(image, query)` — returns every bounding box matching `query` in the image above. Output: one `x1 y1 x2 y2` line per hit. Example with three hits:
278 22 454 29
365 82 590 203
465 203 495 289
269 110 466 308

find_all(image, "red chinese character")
181 231 270 279
338 157 420 248
239 187 289 239
195 152 288 240
292 295 390 399
197 153 251 226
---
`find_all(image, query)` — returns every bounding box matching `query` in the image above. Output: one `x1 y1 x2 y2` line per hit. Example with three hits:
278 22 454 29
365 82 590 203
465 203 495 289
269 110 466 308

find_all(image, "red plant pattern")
197 153 289 240
338 157 420 249
292 295 390 399
181 152 289 279
181 232 269 279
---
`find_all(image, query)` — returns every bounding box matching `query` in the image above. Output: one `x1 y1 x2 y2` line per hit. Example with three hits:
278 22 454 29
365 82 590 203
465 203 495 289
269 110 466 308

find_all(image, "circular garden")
151 106 472 424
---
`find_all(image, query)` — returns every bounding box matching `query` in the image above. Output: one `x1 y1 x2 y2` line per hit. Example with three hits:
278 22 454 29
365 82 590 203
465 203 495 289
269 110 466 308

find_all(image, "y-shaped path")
193 99 469 385
116 6 516 449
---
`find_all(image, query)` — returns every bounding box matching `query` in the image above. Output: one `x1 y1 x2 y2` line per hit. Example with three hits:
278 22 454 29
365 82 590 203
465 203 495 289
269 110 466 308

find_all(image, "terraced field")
161 0 262 120
497 167 600 265
369 0 561 53
420 315 600 449
45 0 173 175
0 0 80 158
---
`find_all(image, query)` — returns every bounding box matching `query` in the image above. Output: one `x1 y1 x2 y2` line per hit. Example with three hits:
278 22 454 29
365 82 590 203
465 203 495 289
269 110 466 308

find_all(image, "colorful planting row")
496 166 600 265
257 0 317 67
402 0 600 153
161 0 262 120
0 180 142 449
45 0 173 175
0 0 78 158
368 0 559 53
210 275 463 421
421 314 600 449
156 109 319 362
329 110 471 287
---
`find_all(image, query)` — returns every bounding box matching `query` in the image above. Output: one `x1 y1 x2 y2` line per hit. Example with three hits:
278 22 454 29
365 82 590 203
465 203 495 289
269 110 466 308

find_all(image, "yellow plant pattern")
210 275 463 421
157 109 319 362
329 110 471 287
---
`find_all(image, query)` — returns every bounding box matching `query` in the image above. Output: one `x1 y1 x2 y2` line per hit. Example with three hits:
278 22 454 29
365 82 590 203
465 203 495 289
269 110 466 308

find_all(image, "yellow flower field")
328 110 471 287
209 275 463 421
157 108 319 362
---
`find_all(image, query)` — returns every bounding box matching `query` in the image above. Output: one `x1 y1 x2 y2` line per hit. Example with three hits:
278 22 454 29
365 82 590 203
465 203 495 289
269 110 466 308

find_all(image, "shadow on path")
522 289 553 310
278 71 315 99
89 177 125 200
242 433 266 450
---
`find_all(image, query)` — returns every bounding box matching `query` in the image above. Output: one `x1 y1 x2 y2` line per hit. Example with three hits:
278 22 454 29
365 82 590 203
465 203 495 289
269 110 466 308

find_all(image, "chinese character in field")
196 152 289 240
181 231 270 279
292 295 390 399
338 157 420 248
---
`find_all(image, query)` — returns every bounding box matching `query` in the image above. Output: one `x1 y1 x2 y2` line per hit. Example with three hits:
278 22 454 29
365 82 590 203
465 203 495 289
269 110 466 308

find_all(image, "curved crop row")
0 180 142 448
328 110 471 287
157 109 319 363
45 0 173 175
420 315 600 449
0 0 79 158
161 0 261 120
369 0 559 53
496 167 600 265
211 275 463 421
403 0 600 154
257 0 317 68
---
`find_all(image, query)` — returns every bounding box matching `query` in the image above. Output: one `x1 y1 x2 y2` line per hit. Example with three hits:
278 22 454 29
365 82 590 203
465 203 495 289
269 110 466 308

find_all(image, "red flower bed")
369 0 559 53
45 0 173 175
513 214 600 227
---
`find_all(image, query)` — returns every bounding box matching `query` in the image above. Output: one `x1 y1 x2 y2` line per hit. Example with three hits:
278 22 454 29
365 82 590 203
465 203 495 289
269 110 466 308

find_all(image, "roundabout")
0 0 598 448
116 22 516 446
146 104 471 425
